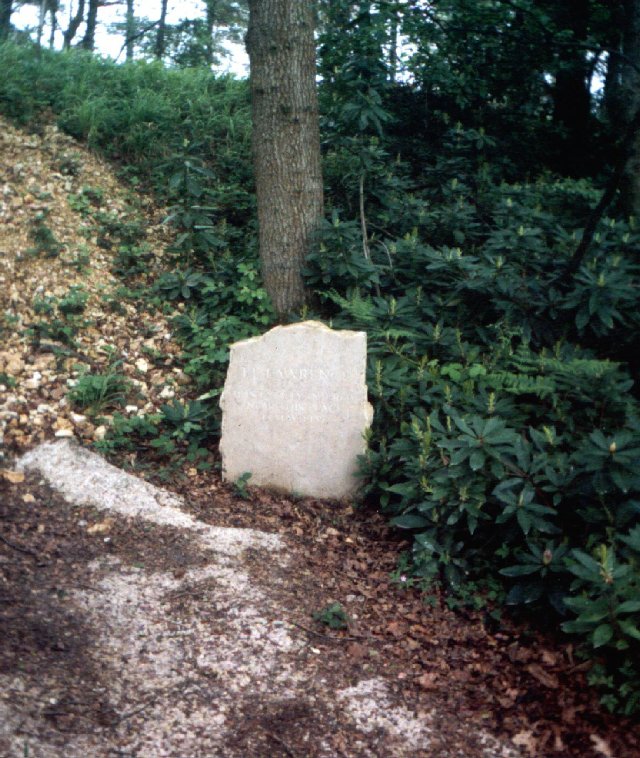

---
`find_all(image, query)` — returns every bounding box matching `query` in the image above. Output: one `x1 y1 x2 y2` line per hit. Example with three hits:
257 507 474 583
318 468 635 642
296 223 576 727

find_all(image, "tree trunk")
621 0 640 215
126 0 135 61
81 0 98 50
550 0 592 176
63 0 85 49
0 0 12 40
49 5 57 49
388 4 399 82
603 3 625 127
205 0 217 67
36 0 46 48
246 0 324 317
155 0 168 60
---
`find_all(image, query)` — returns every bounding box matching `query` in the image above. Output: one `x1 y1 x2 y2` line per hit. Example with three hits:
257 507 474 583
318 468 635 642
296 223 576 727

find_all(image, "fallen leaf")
590 734 614 757
22 493 36 503
512 730 537 755
552 725 566 753
346 642 366 661
1 469 25 483
87 518 115 535
526 663 560 689
417 672 439 690
386 620 406 638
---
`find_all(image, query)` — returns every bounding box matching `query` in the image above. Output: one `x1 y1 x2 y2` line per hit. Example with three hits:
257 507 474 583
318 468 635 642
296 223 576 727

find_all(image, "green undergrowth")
305 147 640 715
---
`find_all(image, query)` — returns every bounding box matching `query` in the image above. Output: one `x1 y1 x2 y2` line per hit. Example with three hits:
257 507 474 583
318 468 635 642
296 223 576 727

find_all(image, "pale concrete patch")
336 678 521 758
337 678 432 751
17 439 282 556
5 439 521 757
70 557 305 757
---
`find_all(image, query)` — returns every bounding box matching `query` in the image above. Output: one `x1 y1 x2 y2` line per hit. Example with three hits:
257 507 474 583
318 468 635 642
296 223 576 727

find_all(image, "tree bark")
621 0 640 215
81 0 98 50
205 0 217 66
36 0 46 48
0 0 12 40
155 0 168 60
63 0 85 49
603 3 625 127
550 0 592 176
388 3 399 82
48 4 57 49
125 0 135 61
246 0 324 317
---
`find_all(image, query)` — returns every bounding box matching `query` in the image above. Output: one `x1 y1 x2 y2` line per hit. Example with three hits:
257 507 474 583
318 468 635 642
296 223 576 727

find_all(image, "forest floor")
1 115 640 757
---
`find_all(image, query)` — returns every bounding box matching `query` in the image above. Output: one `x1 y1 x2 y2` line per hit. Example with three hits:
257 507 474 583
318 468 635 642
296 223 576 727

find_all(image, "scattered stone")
220 321 373 499
173 368 190 386
93 425 107 441
54 429 74 438
150 370 166 386
0 351 24 375
1 469 25 483
33 354 57 370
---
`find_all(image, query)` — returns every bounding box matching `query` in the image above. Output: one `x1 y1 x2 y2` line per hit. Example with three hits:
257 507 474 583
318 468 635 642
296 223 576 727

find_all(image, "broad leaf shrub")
307 146 640 714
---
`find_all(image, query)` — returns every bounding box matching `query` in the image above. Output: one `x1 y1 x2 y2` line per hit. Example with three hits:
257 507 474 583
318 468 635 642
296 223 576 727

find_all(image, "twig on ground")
116 700 155 723
264 730 299 758
0 533 39 558
288 620 370 642
161 585 210 603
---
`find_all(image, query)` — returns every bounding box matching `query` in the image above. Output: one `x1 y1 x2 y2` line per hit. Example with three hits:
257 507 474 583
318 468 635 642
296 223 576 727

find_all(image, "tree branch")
115 18 160 61
560 103 640 279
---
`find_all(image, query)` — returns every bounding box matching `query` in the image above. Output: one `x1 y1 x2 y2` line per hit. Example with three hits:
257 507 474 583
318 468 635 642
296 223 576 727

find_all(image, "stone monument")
219 321 373 499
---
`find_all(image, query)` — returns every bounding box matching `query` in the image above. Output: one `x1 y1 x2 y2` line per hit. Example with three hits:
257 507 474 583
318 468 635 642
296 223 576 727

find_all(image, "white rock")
54 429 75 438
220 321 373 499
93 425 107 440
135 358 149 374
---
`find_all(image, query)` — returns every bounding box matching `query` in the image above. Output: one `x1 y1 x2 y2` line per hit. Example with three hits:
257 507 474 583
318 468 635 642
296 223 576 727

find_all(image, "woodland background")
1 0 640 718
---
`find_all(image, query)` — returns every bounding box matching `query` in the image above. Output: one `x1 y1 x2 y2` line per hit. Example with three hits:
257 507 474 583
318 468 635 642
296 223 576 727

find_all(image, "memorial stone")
219 321 373 499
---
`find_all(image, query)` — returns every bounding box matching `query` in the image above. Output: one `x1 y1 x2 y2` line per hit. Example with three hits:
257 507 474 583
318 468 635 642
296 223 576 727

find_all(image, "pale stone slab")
219 321 373 499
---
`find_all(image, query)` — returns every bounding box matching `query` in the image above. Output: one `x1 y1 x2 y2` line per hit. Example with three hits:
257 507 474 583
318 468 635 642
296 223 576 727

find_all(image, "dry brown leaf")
590 734 614 757
526 662 560 689
1 469 25 484
87 518 115 535
512 730 538 755
417 672 439 690
386 620 406 638
552 725 566 753
346 642 366 661
540 648 559 667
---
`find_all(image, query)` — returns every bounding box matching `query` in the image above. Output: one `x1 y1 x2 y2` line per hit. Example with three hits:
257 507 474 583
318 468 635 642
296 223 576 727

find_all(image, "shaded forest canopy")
1 0 639 718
